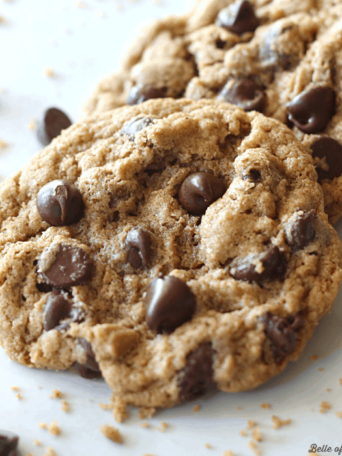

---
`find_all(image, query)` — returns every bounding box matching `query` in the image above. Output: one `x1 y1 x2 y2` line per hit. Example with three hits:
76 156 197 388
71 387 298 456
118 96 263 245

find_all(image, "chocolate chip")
243 169 262 181
287 86 335 134
36 283 53 293
177 343 215 402
311 137 342 181
261 24 295 70
122 117 154 141
125 227 151 269
40 244 92 288
0 430 19 456
261 312 303 364
217 0 259 35
285 211 316 250
179 172 226 215
37 180 84 226
220 79 265 112
145 275 196 333
37 108 72 146
231 246 286 283
44 291 72 331
74 339 102 379
127 85 167 105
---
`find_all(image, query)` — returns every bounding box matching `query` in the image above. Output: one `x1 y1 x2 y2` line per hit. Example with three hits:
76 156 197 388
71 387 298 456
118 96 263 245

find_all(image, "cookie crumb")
204 443 211 449
261 403 271 409
223 452 234 456
160 422 168 432
252 427 262 442
318 367 324 372
138 407 156 420
0 15 8 25
337 411 342 419
327 388 332 392
319 401 331 413
25 453 34 456
16 393 22 400
237 406 242 410
34 439 42 446
48 421 61 436
246 420 257 430
49 389 62 399
240 430 247 437
193 405 201 412
100 424 122 444
99 402 112 410
44 68 55 78
248 440 261 456
61 400 69 412
76 0 86 7
339 378 342 386
10 386 19 391
0 139 10 150
140 422 150 429
271 415 291 429
112 396 128 423
27 118 36 131
38 423 48 430
310 355 318 361
143 454 155 456
43 448 56 456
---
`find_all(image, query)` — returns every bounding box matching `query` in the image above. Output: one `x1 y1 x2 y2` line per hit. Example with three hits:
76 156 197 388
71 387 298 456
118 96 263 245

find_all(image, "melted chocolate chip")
177 343 215 402
44 291 72 331
220 79 265 112
145 275 196 333
37 180 84 226
261 24 295 70
122 117 154 141
179 172 226 215
261 312 304 364
217 0 259 35
125 227 151 269
127 85 167 106
285 211 316 250
73 362 102 379
37 108 72 146
40 244 92 288
311 137 342 181
0 430 19 456
287 86 335 134
74 339 102 379
231 246 286 283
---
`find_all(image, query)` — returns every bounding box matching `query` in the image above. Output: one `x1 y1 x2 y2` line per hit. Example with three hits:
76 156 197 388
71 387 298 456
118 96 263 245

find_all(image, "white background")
1 1 342 455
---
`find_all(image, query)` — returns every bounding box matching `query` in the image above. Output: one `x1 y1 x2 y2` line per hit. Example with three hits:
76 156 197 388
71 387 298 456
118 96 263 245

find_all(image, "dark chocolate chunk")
74 339 102 379
145 275 196 333
179 172 226 215
261 312 304 364
220 79 265 112
37 180 84 226
127 85 167 106
125 227 151 269
122 117 154 141
44 291 72 331
40 244 92 288
37 108 72 146
285 210 316 250
217 0 259 35
177 343 215 402
231 246 286 283
0 430 19 456
311 137 342 181
36 283 53 293
287 86 335 134
243 168 262 181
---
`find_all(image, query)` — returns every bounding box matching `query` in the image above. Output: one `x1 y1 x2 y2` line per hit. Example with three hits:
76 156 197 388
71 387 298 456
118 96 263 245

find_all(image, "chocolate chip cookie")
0 98 341 411
83 0 342 224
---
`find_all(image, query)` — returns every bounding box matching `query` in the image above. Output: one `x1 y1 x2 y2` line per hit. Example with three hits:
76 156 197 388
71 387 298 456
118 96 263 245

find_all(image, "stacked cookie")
1 0 342 415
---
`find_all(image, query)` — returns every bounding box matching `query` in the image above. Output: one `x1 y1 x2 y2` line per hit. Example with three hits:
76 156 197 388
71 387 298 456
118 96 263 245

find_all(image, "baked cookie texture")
0 99 341 411
83 0 342 224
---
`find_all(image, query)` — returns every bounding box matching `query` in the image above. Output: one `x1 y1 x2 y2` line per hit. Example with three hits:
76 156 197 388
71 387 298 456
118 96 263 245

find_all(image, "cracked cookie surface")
0 98 341 410
83 0 342 224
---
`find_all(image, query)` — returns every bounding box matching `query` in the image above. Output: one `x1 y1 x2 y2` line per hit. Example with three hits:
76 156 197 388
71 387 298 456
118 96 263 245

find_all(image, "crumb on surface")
237 406 242 410
204 443 211 449
38 423 48 430
0 15 8 24
159 422 168 432
252 427 262 442
27 118 36 131
43 448 56 456
25 453 34 456
0 139 10 150
99 402 112 410
337 411 342 419
138 407 156 420
246 420 257 430
248 440 261 456
34 439 42 446
48 421 61 436
318 367 324 372
16 393 22 400
112 397 128 423
240 429 247 437
310 355 318 361
327 388 332 392
61 400 69 412
76 0 86 7
272 415 291 429
223 452 234 456
100 424 122 444
44 67 55 78
10 386 19 391
340 378 342 386
261 403 271 409
49 389 62 399
320 401 331 413
140 422 150 429
193 404 201 412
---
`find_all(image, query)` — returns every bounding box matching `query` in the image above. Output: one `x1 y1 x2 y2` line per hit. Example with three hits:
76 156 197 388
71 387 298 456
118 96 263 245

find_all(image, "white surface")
1 1 342 455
